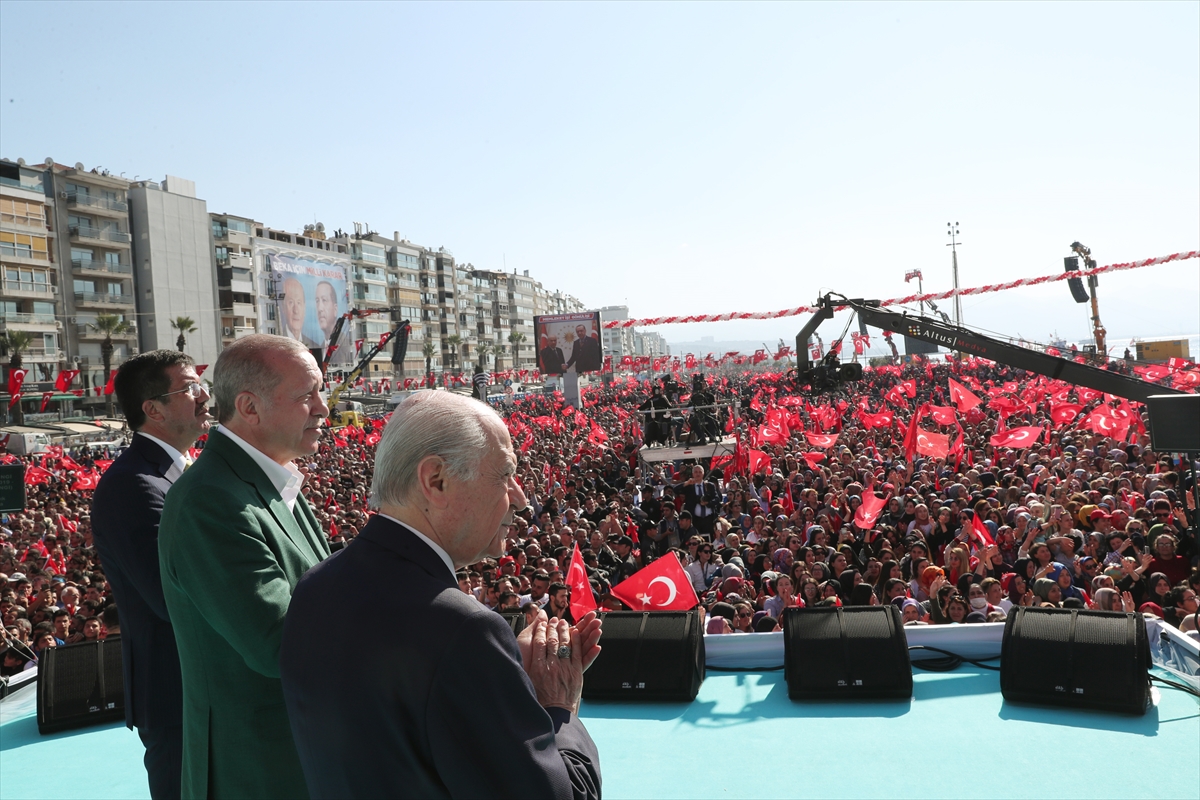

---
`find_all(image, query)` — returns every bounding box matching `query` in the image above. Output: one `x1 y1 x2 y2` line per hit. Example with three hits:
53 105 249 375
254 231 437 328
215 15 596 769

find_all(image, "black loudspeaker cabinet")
1001 607 1150 715
36 639 125 734
582 611 705 702
498 610 527 636
782 606 913 700
1145 394 1200 454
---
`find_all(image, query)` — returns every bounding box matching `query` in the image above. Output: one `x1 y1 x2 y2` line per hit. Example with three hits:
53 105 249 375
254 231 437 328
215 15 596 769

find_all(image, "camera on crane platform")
791 352 863 395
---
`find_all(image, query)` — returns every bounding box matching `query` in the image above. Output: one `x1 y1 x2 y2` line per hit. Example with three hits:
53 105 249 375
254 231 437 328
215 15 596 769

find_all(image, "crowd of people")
3 353 1199 679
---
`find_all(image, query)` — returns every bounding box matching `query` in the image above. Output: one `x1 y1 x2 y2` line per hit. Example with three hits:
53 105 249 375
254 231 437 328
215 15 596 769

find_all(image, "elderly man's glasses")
156 383 206 401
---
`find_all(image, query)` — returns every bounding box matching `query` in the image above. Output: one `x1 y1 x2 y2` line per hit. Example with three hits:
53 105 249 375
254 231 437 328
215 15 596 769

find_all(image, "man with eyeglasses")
91 350 213 799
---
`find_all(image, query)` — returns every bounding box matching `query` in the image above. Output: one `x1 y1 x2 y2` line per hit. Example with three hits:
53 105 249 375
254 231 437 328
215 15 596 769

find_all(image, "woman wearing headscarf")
1048 562 1087 604
1032 578 1062 607
772 547 793 575
848 583 878 606
838 569 862 604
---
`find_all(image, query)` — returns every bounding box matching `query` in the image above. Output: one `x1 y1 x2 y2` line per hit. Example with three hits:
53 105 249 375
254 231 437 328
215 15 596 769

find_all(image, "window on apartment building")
0 231 49 260
0 198 47 228
266 305 276 320
43 333 57 352
215 246 229 263
68 214 92 230
227 219 251 234
71 248 93 265
64 182 90 198
32 301 54 317
105 251 122 267
74 279 96 294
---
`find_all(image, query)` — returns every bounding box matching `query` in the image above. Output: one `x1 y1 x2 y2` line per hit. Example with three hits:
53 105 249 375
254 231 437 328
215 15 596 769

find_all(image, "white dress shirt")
377 513 456 580
215 426 305 511
137 432 191 483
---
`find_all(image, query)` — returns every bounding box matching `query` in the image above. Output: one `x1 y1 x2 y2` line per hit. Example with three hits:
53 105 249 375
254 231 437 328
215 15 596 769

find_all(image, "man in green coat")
160 335 331 799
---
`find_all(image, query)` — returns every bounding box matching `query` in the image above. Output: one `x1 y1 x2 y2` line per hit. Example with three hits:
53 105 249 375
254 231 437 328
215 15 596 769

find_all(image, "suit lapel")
359 516 454 586
132 434 177 481
205 433 320 564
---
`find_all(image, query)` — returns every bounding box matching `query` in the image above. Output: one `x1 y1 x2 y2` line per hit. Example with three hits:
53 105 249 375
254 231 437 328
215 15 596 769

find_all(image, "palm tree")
90 314 130 418
4 331 33 425
475 341 493 370
170 316 197 352
507 330 526 369
422 339 435 387
445 334 462 374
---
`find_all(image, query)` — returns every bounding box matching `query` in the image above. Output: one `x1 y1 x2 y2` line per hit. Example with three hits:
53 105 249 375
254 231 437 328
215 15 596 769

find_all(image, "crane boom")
796 294 1185 404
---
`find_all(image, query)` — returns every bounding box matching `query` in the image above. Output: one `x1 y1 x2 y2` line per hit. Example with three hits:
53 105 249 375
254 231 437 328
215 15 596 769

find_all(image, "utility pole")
947 222 962 327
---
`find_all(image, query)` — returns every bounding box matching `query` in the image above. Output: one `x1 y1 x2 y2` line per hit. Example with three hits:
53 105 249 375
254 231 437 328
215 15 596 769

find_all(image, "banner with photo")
269 253 353 365
534 311 603 375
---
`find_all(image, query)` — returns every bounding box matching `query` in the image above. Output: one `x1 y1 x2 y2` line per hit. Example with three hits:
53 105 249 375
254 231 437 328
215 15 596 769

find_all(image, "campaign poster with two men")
270 253 353 365
535 311 603 375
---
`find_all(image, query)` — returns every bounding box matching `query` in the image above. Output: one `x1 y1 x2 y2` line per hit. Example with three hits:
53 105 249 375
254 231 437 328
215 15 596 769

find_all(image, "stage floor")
1 668 1196 800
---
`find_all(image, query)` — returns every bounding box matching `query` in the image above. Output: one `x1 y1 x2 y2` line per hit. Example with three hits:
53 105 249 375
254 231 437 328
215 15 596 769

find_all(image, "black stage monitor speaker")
498 610 527 636
582 611 704 702
37 639 125 734
1146 394 1200 454
782 606 912 700
1000 607 1150 715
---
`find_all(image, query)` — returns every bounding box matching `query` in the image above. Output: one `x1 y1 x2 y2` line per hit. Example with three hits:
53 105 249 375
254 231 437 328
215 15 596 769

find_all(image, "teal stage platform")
2 666 1197 800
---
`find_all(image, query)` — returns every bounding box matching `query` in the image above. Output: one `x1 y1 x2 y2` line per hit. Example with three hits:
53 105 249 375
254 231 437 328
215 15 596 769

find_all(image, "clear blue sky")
2 1 1197 352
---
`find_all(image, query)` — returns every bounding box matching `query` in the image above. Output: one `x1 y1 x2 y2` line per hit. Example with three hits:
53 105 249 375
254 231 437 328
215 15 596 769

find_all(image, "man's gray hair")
370 391 500 509
212 334 312 423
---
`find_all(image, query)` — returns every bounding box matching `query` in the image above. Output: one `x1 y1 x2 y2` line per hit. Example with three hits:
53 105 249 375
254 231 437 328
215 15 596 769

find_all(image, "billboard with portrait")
534 311 603 375
269 253 353 365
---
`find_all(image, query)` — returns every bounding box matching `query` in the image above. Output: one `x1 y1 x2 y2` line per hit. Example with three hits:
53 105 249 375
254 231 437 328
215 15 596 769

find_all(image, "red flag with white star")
610 552 699 611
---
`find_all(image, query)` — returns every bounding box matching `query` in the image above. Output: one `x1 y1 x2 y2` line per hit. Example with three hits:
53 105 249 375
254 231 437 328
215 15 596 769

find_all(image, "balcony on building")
0 311 59 333
66 192 127 216
74 291 133 308
68 224 130 245
76 322 137 340
231 301 256 320
71 257 132 277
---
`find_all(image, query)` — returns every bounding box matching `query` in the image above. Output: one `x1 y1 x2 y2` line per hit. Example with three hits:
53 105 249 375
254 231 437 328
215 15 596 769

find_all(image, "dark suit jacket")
673 479 720 518
540 345 566 375
565 336 601 373
280 516 601 800
159 430 329 800
90 433 183 731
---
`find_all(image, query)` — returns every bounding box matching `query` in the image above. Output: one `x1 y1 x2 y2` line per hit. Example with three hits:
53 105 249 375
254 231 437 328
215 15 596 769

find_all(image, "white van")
2 432 52 455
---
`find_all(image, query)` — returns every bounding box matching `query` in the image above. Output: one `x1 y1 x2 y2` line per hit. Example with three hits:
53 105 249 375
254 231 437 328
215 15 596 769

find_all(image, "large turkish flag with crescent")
805 432 839 449
948 378 982 412
853 491 890 530
567 544 598 622
610 553 700 611
988 426 1042 449
915 428 950 459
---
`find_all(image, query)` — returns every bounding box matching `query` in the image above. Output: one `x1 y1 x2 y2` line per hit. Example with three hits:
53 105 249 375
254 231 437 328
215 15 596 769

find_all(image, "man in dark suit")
674 463 721 538
564 324 601 373
91 350 213 800
280 390 603 799
540 334 566 375
159 335 330 799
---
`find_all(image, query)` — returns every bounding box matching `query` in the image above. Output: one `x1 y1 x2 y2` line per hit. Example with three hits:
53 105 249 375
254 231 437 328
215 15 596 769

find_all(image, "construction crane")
320 308 411 428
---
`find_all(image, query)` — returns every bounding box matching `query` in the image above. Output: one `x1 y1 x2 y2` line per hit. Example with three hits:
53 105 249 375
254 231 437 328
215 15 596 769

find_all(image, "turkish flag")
805 432 839 449
329 521 339 539
1050 402 1084 427
54 369 80 391
801 451 826 470
853 491 889 530
948 378 982 412
988 426 1042 449
1077 388 1100 404
928 405 958 426
748 449 771 475
567 544 599 621
971 512 995 547
8 368 29 397
93 459 113 473
39 392 54 412
104 372 116 395
24 466 53 485
71 470 100 491
859 411 893 430
58 514 78 534
610 553 699 611
915 428 950 460
901 379 917 398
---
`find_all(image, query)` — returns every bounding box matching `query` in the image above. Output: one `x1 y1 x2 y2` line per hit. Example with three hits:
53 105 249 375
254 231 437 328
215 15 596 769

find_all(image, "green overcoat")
159 431 329 799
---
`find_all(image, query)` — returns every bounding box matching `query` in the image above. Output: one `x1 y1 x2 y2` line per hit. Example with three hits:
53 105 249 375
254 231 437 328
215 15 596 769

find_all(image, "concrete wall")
128 183 223 368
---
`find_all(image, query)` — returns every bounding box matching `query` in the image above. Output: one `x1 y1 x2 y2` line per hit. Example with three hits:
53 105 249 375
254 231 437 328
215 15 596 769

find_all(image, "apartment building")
128 177 223 368
1 158 64 420
211 212 261 347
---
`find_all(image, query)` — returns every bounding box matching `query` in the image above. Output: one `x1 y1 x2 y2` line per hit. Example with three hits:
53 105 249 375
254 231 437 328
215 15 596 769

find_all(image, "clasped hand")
516 610 603 716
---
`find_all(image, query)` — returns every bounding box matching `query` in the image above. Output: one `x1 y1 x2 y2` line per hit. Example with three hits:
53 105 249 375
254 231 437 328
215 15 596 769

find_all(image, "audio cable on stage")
907 645 1001 672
